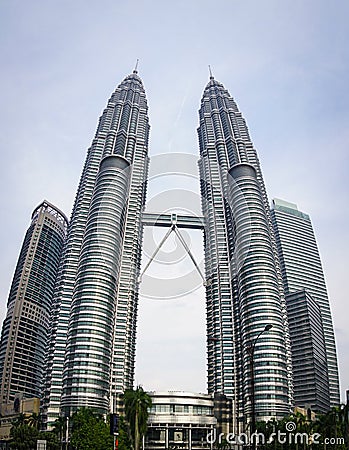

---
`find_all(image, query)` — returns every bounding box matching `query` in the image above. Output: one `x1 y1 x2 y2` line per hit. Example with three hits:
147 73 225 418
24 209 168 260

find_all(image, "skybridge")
139 212 206 283
142 212 205 230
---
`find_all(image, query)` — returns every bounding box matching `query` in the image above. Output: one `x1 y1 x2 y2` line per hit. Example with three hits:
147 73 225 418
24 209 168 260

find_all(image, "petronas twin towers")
43 70 150 423
198 76 293 422
41 69 338 429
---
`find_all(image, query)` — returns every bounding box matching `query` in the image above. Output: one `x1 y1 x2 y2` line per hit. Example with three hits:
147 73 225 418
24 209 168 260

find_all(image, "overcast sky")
0 0 348 402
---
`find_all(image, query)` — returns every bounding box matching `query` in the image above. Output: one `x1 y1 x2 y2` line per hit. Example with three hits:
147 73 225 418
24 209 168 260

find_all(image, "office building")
0 396 40 444
286 290 330 413
198 76 293 427
43 69 150 425
0 201 67 404
146 391 216 450
271 198 340 407
43 70 295 428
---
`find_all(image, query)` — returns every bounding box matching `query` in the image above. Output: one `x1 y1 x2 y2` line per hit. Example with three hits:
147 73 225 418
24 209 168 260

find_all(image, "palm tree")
12 413 26 427
26 412 40 429
52 416 67 447
313 406 348 450
124 386 152 450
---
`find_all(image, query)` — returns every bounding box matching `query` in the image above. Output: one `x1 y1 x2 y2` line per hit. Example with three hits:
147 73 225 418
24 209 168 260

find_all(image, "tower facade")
270 198 340 407
0 201 67 405
43 70 149 425
198 77 293 428
286 290 330 413
41 71 301 429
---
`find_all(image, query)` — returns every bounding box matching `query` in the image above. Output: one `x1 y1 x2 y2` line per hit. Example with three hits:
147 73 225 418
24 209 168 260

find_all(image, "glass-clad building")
286 290 330 413
198 77 293 428
42 71 300 430
43 70 150 425
0 201 67 404
271 198 339 408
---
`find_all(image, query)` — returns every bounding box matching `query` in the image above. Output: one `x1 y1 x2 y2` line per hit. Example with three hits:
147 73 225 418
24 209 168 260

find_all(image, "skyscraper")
198 76 293 428
43 70 296 430
286 290 330 413
43 69 150 425
270 198 340 407
0 201 67 405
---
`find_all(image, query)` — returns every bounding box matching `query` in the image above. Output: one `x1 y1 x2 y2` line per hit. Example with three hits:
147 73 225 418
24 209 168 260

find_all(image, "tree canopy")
254 406 348 450
10 424 39 449
70 407 113 450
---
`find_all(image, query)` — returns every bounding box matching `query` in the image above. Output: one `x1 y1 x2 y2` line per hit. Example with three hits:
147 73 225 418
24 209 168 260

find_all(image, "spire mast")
133 59 139 74
208 64 214 80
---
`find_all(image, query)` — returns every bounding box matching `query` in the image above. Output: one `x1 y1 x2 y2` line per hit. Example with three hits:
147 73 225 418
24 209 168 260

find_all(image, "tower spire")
208 64 214 80
133 59 139 74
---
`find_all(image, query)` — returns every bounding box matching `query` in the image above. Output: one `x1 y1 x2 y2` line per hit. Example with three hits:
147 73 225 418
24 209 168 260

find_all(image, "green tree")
39 431 60 450
117 415 133 450
52 416 67 447
12 413 26 427
10 423 39 449
26 412 40 429
70 407 113 450
253 408 349 450
124 386 152 450
314 406 347 450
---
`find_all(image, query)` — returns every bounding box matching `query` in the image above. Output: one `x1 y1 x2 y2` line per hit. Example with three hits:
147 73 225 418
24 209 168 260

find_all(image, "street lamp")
248 324 273 447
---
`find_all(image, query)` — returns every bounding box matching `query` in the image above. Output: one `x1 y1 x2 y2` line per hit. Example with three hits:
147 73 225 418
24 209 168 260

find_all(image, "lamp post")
248 324 273 448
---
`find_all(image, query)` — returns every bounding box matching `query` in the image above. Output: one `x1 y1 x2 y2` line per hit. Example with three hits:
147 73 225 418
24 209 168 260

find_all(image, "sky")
0 0 348 402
